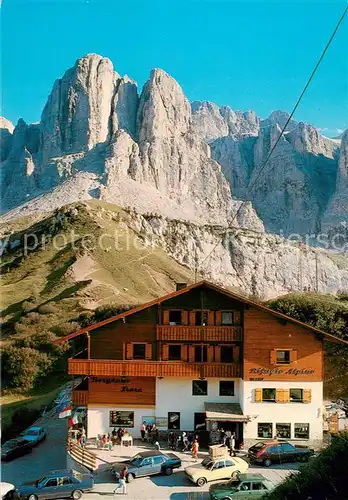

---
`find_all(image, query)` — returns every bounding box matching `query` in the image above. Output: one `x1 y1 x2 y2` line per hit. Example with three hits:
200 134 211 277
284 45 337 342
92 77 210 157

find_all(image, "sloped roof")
205 402 248 422
53 280 348 345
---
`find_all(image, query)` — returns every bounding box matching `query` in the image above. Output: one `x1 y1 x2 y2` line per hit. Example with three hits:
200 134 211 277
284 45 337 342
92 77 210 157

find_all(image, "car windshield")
202 461 214 469
3 441 18 449
253 442 266 450
37 476 48 484
129 455 143 465
226 477 240 487
24 430 39 436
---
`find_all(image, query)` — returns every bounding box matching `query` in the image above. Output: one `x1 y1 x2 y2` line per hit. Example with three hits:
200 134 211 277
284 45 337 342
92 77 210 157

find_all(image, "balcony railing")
68 359 242 378
156 325 242 342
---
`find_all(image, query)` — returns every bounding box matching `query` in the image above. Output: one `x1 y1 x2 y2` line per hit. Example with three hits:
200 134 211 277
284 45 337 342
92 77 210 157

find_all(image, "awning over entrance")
205 403 249 422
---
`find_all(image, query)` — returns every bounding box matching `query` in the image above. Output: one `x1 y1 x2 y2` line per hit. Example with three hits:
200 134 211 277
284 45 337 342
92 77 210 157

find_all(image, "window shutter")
234 311 241 325
215 346 221 363
270 349 277 365
207 345 214 363
254 388 262 402
126 343 133 360
189 311 196 325
233 346 240 362
181 344 189 362
208 311 215 325
290 350 298 362
163 310 170 325
283 389 290 403
182 311 188 325
145 343 152 360
216 311 222 326
303 389 312 403
162 344 169 361
276 389 285 403
188 345 195 362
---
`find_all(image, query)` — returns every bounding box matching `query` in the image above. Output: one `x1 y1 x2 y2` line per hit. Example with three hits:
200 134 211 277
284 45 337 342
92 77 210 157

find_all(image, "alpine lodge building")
55 281 348 448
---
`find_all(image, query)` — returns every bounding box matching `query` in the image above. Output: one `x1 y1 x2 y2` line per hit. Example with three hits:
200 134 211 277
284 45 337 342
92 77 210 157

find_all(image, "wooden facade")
243 309 324 382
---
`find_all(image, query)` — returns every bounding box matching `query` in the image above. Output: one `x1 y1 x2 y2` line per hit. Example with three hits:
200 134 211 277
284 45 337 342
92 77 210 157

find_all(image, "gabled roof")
53 280 348 345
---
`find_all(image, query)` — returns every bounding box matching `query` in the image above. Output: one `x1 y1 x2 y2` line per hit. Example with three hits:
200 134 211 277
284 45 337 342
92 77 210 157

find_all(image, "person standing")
114 466 128 495
182 431 188 451
140 422 146 442
192 439 199 461
230 432 236 457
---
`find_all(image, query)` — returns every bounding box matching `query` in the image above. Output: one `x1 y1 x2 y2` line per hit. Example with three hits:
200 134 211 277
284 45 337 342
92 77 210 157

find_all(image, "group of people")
219 428 237 456
140 422 159 443
97 428 132 449
167 431 200 459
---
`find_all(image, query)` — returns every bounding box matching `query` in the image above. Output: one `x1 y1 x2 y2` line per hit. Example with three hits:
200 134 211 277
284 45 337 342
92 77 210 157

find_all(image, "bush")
38 303 58 314
1 347 52 391
55 321 81 336
18 331 70 356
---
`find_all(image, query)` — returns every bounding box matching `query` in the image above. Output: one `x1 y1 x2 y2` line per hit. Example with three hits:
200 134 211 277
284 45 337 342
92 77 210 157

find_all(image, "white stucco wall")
241 381 323 445
87 406 155 438
155 377 241 431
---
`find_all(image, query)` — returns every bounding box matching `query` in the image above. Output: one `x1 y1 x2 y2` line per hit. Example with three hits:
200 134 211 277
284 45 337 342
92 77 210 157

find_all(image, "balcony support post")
86 332 90 360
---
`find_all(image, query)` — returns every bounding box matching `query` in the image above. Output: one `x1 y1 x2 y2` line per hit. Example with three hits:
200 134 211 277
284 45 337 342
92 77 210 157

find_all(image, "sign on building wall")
156 417 168 428
89 377 155 406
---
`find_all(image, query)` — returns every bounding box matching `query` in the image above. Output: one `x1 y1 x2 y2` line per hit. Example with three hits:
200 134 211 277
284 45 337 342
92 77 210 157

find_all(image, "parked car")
209 473 275 499
16 469 93 500
185 456 249 487
1 438 34 461
112 451 181 481
248 441 314 467
20 426 46 445
0 482 15 500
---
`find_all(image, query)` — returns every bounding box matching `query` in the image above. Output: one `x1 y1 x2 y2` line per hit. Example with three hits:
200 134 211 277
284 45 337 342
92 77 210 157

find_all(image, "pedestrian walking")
182 431 188 451
114 466 128 495
154 440 160 450
192 439 199 461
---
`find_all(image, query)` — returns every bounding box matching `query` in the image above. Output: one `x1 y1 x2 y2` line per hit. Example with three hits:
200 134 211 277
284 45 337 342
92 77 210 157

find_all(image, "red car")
248 441 314 467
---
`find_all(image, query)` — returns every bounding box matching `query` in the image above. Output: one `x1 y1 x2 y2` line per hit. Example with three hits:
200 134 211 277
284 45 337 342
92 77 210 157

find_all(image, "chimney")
176 282 187 291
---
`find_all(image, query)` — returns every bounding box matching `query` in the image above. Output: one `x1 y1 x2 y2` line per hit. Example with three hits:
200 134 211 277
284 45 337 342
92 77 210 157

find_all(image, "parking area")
1 406 298 500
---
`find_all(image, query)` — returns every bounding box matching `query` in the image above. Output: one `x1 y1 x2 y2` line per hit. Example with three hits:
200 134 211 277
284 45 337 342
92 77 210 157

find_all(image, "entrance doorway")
216 422 244 449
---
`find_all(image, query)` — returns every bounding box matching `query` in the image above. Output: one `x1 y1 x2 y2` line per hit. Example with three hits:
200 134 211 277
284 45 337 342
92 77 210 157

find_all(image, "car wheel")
231 470 241 480
263 458 272 467
72 490 82 500
196 477 206 487
222 497 232 500
28 495 38 500
164 467 173 476
126 473 135 483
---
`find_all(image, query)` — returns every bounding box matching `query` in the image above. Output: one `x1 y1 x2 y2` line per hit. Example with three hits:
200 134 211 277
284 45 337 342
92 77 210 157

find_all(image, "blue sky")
2 0 347 136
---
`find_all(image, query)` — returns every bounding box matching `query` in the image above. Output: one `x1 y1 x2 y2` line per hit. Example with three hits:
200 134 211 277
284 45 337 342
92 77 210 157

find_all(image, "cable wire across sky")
194 5 348 281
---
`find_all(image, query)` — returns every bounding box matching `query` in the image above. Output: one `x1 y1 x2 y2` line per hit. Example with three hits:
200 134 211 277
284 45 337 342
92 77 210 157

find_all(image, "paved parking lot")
1 407 298 500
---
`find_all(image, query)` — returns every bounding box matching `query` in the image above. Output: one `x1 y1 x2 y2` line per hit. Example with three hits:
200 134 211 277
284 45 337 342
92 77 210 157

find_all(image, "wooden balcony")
156 325 242 342
68 359 242 378
72 390 89 406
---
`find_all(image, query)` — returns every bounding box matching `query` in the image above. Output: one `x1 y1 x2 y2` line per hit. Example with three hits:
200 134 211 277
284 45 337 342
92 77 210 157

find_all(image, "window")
281 443 295 452
142 458 153 466
294 423 310 439
58 477 71 486
276 350 291 364
194 345 207 362
44 479 58 487
268 445 281 453
240 482 252 491
219 381 235 396
194 412 206 430
225 460 235 467
195 310 209 325
168 412 180 429
252 483 267 491
169 310 182 325
110 411 134 427
262 388 276 402
213 461 225 469
220 345 233 363
290 388 303 402
276 423 291 439
258 423 272 439
192 380 208 396
153 456 164 465
133 343 146 359
221 312 233 325
168 345 181 360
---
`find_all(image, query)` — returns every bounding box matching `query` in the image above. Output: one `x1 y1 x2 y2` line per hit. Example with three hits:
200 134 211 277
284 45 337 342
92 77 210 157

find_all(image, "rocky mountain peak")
261 110 297 131
136 68 191 142
287 121 337 158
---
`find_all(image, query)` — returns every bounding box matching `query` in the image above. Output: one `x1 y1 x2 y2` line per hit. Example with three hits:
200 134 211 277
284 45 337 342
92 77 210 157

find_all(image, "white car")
185 456 249 487
0 482 15 500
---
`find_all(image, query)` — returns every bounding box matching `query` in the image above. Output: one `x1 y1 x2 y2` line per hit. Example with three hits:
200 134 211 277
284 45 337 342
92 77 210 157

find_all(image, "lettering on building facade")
249 368 315 376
